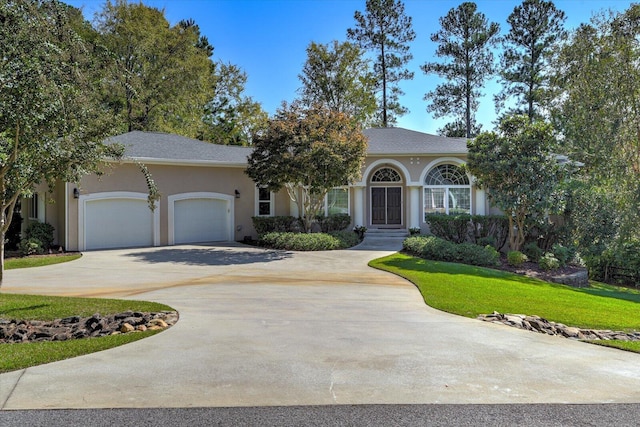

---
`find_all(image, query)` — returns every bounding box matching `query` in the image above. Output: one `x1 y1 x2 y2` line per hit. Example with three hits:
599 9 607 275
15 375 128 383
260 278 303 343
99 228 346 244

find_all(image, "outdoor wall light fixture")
235 189 240 198
73 188 80 199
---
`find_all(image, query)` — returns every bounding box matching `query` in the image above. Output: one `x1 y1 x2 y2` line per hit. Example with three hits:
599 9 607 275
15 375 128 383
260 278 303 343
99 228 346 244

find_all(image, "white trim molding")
357 159 415 186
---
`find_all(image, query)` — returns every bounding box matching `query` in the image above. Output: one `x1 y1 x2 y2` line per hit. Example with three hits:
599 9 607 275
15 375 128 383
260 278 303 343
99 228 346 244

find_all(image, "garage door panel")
85 198 153 250
174 198 229 244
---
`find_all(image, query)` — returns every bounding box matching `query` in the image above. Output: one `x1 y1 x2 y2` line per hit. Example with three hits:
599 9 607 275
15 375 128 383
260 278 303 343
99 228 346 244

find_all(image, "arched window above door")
371 167 402 183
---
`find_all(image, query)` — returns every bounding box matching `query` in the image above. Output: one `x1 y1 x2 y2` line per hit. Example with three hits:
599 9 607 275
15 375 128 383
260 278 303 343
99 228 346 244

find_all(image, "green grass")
0 293 175 373
0 330 162 373
370 253 640 352
0 293 173 321
5 253 82 270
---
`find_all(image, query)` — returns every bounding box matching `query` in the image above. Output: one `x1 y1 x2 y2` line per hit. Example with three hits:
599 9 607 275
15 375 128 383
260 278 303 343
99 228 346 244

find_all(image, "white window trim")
254 186 275 217
422 161 472 217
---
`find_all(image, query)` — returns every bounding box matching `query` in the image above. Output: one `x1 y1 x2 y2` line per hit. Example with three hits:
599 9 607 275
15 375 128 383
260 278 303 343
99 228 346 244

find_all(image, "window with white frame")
29 193 39 220
255 187 274 216
424 164 470 216
325 187 349 215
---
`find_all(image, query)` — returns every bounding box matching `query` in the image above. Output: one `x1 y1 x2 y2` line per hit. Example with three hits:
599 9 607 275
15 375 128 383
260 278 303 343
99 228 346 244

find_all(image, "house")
27 128 490 251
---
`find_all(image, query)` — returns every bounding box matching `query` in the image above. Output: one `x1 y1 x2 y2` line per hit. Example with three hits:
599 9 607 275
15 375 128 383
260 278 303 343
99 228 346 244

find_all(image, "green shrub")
403 236 499 267
409 227 421 236
507 251 528 267
329 230 361 248
258 231 358 251
252 216 301 235
19 238 44 256
592 239 640 285
425 214 472 244
551 244 572 267
476 236 496 248
522 242 543 263
470 215 509 249
24 222 55 250
316 213 351 233
539 252 560 271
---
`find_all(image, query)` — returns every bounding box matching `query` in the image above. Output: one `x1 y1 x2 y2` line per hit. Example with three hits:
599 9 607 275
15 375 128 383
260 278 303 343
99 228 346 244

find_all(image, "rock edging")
0 310 178 343
478 311 640 341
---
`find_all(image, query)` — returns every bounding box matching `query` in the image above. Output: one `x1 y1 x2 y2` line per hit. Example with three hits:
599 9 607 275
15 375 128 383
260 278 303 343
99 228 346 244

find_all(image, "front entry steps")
365 228 409 238
354 228 408 251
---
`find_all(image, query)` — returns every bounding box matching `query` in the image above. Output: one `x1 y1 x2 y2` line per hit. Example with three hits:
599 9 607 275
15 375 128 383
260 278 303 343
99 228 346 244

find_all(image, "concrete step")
365 228 409 238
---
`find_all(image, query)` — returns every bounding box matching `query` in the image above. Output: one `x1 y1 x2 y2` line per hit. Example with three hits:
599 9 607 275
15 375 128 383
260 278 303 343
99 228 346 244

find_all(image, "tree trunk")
0 233 4 288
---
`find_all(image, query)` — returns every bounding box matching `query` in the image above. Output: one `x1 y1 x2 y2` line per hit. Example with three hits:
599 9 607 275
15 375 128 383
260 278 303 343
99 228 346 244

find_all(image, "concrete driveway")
1 238 640 409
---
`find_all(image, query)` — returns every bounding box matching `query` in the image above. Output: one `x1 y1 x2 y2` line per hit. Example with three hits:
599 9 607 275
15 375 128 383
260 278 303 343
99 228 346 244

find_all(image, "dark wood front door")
371 187 402 226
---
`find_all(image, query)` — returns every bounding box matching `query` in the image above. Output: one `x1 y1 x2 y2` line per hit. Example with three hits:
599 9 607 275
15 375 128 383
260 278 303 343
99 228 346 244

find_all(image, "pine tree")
347 0 416 127
422 2 499 138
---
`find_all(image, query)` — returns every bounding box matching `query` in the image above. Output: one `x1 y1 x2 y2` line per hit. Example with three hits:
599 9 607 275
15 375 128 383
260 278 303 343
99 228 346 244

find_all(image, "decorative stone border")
478 311 640 341
0 311 178 343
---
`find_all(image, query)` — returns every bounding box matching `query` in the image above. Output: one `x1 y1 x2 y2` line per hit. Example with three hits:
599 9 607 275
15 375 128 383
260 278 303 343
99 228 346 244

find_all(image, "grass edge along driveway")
370 253 640 353
0 293 175 373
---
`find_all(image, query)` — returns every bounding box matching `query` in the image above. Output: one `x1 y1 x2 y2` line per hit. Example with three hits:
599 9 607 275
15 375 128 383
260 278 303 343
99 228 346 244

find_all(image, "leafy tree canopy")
466 116 566 251
245 103 367 232
0 0 125 283
553 5 640 239
96 0 215 137
201 61 268 146
298 40 377 128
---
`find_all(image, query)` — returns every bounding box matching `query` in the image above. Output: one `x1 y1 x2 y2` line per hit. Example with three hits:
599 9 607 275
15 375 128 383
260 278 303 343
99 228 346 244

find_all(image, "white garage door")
85 198 154 250
173 198 230 244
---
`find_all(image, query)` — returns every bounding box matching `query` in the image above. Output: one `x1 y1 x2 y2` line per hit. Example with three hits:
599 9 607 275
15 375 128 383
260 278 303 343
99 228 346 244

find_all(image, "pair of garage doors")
80 192 232 250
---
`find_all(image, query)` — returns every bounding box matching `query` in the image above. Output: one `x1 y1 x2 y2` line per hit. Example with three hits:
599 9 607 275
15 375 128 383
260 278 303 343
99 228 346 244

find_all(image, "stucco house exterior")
27 127 490 251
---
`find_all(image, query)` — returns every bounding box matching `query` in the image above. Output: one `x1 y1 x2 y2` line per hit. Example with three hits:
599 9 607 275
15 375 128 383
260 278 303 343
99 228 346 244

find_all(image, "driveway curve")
2 238 640 409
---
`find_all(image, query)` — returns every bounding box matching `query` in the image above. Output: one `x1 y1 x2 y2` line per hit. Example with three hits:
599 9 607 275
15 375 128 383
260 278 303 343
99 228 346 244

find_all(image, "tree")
466 116 565 251
437 119 483 138
298 41 377 127
347 0 416 127
0 0 125 284
553 6 640 239
201 61 268 146
495 0 566 119
422 2 499 138
96 0 214 137
245 103 367 232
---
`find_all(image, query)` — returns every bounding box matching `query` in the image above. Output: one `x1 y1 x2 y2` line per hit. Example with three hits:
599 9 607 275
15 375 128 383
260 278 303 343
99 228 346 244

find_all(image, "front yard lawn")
370 253 640 352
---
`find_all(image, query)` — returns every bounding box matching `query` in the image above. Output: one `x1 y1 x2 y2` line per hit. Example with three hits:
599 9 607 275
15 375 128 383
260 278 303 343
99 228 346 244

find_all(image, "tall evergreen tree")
496 0 566 119
347 0 416 127
298 40 377 127
422 2 499 138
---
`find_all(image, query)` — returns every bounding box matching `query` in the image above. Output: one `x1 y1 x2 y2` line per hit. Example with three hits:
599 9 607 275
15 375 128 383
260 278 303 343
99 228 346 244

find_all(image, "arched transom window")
424 164 471 216
371 167 402 183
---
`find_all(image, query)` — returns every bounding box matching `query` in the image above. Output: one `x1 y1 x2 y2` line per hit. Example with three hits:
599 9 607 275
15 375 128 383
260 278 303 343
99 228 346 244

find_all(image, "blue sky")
65 0 632 134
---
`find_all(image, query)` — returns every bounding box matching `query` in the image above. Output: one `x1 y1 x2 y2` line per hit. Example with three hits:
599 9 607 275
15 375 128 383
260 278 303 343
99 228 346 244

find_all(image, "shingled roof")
364 127 468 155
107 131 252 165
107 128 468 164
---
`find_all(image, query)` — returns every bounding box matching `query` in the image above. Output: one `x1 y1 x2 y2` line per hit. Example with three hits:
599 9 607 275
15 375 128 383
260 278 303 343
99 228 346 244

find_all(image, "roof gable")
364 127 468 155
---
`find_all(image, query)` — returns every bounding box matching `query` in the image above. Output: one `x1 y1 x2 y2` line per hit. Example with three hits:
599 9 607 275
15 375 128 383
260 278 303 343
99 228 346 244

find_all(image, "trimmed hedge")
259 231 360 251
316 213 351 233
252 216 302 235
425 214 509 249
403 235 499 267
